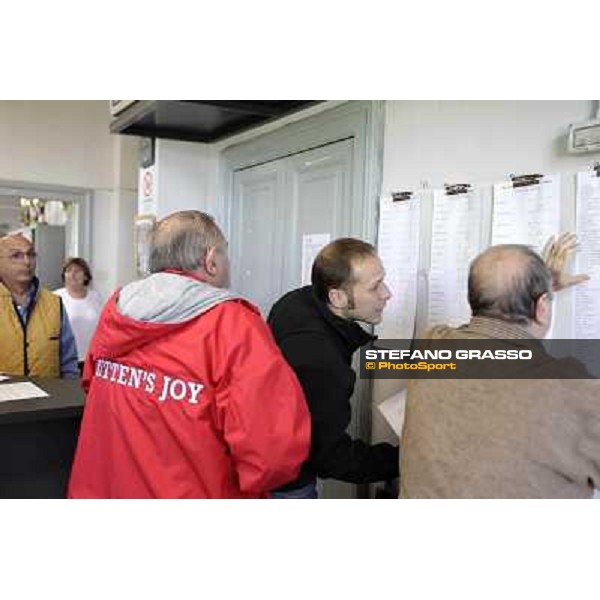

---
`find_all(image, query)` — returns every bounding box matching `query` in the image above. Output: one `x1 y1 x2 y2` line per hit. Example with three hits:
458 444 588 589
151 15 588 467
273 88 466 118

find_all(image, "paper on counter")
0 375 10 382
378 388 407 438
0 382 49 403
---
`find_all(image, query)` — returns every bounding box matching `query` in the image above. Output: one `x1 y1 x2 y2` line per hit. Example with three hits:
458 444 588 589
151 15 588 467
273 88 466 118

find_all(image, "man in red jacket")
68 210 311 498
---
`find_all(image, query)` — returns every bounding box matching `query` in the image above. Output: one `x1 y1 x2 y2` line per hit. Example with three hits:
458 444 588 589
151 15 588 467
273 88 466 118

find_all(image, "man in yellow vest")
0 233 78 378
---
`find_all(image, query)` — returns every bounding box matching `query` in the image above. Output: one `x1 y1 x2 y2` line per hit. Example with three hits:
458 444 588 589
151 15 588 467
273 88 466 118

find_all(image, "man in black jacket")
268 238 399 498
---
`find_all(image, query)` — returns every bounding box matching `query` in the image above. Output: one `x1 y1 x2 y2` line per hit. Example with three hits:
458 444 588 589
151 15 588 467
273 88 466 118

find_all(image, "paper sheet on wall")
574 171 600 339
0 382 49 403
428 188 484 328
376 195 420 340
377 389 407 438
301 233 331 285
491 174 561 253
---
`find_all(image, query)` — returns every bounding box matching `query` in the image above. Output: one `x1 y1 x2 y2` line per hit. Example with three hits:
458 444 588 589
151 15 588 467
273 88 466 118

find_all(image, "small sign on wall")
138 165 157 216
138 137 157 215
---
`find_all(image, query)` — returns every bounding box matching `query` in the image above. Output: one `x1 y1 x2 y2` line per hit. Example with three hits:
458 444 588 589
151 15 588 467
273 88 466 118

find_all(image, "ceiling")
110 100 322 143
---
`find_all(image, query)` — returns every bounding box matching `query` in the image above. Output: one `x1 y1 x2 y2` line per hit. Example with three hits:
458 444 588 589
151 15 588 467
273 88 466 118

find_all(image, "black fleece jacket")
267 286 399 491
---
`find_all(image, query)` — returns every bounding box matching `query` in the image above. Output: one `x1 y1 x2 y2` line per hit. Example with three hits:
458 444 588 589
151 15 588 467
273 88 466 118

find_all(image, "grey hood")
117 272 240 324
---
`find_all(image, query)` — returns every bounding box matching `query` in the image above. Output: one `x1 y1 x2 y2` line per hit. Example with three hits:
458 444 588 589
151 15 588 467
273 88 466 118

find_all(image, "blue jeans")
270 481 318 499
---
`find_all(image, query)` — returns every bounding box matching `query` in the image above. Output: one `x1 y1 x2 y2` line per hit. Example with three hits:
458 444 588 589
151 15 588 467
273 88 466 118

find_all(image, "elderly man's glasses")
0 250 38 262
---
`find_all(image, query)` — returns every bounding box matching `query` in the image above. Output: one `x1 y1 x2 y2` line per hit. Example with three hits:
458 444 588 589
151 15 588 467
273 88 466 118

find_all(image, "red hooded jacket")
68 272 311 498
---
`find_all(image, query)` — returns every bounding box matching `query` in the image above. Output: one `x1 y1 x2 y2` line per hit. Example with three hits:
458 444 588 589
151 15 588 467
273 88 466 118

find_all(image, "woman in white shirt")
54 257 103 374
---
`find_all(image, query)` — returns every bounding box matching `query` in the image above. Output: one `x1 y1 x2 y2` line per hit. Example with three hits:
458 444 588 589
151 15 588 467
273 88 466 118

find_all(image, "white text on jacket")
94 359 205 405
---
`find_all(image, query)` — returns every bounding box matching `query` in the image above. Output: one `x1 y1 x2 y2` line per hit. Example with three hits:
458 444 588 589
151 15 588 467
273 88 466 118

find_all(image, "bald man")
400 237 600 498
0 234 78 377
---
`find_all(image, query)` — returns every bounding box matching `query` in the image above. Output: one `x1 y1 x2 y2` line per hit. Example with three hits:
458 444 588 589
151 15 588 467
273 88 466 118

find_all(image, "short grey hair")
149 210 224 273
468 244 553 326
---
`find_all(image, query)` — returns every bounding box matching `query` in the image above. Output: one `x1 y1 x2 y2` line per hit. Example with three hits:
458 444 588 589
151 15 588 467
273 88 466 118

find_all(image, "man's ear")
328 287 348 310
533 293 552 327
204 246 218 277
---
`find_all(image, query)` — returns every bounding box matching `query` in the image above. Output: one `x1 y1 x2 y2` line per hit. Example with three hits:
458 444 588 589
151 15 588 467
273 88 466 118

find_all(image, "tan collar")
459 316 534 340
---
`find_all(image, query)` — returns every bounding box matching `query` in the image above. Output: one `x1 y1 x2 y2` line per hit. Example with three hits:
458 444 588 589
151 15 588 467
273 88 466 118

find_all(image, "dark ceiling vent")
110 100 322 143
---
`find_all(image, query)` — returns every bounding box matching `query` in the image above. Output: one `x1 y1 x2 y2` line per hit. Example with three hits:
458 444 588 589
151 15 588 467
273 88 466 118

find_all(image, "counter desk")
0 377 85 498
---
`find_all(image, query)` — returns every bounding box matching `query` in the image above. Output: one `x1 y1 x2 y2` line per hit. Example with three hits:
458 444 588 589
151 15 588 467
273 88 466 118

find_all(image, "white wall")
92 186 138 300
0 101 116 188
0 101 138 300
382 100 595 191
154 139 220 221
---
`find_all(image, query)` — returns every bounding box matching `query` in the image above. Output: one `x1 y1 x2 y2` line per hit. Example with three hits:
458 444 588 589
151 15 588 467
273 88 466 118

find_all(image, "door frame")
219 101 385 245
0 179 92 260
